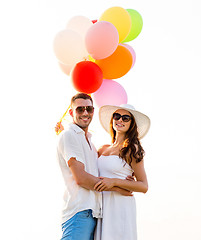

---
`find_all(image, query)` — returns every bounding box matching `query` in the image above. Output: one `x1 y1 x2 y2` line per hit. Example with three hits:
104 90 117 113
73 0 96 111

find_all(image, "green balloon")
122 9 143 42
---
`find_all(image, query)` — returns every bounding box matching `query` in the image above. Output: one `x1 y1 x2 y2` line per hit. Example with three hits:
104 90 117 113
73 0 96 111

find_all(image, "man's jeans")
61 209 97 240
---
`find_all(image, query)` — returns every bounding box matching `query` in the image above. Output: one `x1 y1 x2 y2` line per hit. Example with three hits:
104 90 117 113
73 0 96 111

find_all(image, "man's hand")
114 187 133 196
94 178 133 196
126 175 136 181
55 122 64 134
94 177 115 192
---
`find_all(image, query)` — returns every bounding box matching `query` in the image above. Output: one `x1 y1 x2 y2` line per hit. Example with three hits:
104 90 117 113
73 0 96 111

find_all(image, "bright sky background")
0 0 201 239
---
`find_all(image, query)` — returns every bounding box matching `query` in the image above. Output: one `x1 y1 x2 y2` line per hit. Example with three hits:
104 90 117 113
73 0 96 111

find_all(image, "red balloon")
71 61 103 94
92 19 97 24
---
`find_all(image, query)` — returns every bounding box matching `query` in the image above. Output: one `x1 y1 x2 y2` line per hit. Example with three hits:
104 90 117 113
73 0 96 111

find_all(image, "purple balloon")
119 43 136 68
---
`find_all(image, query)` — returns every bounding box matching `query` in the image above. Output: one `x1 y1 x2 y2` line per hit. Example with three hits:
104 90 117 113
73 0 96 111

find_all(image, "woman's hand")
94 177 115 192
94 177 133 196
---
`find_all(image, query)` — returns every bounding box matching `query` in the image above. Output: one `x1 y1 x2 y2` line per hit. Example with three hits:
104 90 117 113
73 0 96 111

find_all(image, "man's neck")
74 123 88 135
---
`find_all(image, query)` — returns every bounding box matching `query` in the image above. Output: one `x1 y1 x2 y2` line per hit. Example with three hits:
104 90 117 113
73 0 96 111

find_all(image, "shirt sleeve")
58 130 85 166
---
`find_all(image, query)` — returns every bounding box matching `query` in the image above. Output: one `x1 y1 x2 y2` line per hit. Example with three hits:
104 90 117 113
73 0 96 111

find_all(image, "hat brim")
99 105 150 139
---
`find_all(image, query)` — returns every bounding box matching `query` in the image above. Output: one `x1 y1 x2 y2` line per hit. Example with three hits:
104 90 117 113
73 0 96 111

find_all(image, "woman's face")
112 109 132 133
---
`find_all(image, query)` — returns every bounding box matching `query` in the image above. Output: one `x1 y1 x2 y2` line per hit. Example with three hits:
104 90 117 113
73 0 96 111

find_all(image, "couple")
56 93 150 240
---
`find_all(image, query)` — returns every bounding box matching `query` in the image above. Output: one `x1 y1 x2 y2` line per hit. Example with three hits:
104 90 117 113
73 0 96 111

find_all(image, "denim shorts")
61 209 97 240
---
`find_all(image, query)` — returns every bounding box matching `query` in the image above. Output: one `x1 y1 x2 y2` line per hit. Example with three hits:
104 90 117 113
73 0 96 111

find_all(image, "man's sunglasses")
75 106 94 114
113 113 131 122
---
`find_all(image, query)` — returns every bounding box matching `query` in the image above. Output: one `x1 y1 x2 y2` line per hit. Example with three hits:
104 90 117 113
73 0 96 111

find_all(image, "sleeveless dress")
95 155 137 240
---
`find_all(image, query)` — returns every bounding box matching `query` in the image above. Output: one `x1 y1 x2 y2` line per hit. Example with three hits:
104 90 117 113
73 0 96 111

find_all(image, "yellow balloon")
99 7 131 43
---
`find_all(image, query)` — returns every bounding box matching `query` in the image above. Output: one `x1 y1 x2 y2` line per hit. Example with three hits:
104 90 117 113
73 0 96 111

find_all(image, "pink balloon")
92 79 127 107
120 43 136 68
85 21 119 60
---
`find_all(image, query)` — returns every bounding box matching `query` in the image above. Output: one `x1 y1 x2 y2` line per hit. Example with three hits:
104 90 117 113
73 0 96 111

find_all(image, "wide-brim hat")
99 104 151 139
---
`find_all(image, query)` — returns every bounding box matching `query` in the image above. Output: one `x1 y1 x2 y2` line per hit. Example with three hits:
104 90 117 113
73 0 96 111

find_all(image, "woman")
94 104 150 240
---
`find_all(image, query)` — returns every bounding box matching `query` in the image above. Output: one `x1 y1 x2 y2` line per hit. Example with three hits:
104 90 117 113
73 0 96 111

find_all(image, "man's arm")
68 157 101 190
68 157 132 196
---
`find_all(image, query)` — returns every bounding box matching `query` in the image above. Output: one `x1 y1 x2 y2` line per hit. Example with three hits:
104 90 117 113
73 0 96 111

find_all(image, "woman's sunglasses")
75 106 94 114
113 113 131 122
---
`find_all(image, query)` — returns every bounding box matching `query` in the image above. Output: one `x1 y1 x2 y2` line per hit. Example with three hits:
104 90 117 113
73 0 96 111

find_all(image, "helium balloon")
99 6 131 43
92 79 127 107
122 9 143 42
71 61 103 93
85 21 119 60
66 15 93 39
58 62 75 76
95 45 132 79
53 29 86 65
119 43 136 68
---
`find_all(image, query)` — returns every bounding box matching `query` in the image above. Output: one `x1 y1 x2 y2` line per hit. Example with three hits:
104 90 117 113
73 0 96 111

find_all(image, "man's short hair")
70 93 93 107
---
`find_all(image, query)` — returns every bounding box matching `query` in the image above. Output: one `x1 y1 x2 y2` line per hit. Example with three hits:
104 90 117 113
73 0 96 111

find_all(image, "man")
56 93 132 240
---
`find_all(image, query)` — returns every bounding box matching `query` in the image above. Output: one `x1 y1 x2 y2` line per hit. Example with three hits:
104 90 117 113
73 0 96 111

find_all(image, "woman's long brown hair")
110 113 145 166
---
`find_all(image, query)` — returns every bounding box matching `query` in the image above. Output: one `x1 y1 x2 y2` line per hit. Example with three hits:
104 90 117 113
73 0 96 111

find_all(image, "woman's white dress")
95 155 137 240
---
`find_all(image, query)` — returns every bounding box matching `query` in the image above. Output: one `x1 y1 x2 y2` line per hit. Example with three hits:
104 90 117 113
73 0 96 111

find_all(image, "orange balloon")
95 45 132 79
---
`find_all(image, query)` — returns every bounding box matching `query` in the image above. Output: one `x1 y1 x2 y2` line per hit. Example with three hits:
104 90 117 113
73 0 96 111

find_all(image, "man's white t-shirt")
57 123 102 224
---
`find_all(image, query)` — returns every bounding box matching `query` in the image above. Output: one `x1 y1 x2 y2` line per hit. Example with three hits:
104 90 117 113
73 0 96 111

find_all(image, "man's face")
70 98 94 131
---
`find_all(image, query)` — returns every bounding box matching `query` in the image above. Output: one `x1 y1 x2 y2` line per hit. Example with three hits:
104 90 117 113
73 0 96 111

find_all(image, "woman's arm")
94 159 148 194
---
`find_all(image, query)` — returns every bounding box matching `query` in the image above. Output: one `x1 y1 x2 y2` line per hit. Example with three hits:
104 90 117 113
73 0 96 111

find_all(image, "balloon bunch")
53 6 143 107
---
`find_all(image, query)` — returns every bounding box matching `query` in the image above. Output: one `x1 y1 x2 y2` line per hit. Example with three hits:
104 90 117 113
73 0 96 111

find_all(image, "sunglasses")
113 113 131 122
75 106 94 114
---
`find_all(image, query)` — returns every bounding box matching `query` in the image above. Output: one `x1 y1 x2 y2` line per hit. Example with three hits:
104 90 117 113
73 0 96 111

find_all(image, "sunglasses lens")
122 115 131 122
76 106 94 114
113 113 131 122
76 107 85 113
113 113 121 120
86 106 94 113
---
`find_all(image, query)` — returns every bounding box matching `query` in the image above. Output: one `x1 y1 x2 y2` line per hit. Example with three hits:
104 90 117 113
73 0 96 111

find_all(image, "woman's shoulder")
97 144 111 157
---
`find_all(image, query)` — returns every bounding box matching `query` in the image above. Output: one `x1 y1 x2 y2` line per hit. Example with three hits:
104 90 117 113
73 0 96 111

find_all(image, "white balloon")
66 16 93 39
53 29 86 65
58 62 75 76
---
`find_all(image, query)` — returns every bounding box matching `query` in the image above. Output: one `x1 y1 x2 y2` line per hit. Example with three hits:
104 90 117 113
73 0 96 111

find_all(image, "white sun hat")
99 104 151 139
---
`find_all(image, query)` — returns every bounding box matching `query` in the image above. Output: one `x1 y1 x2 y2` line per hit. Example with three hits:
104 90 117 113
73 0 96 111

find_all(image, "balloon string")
56 105 70 135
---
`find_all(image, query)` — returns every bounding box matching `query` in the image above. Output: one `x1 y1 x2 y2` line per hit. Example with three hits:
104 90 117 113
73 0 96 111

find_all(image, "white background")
0 0 201 239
